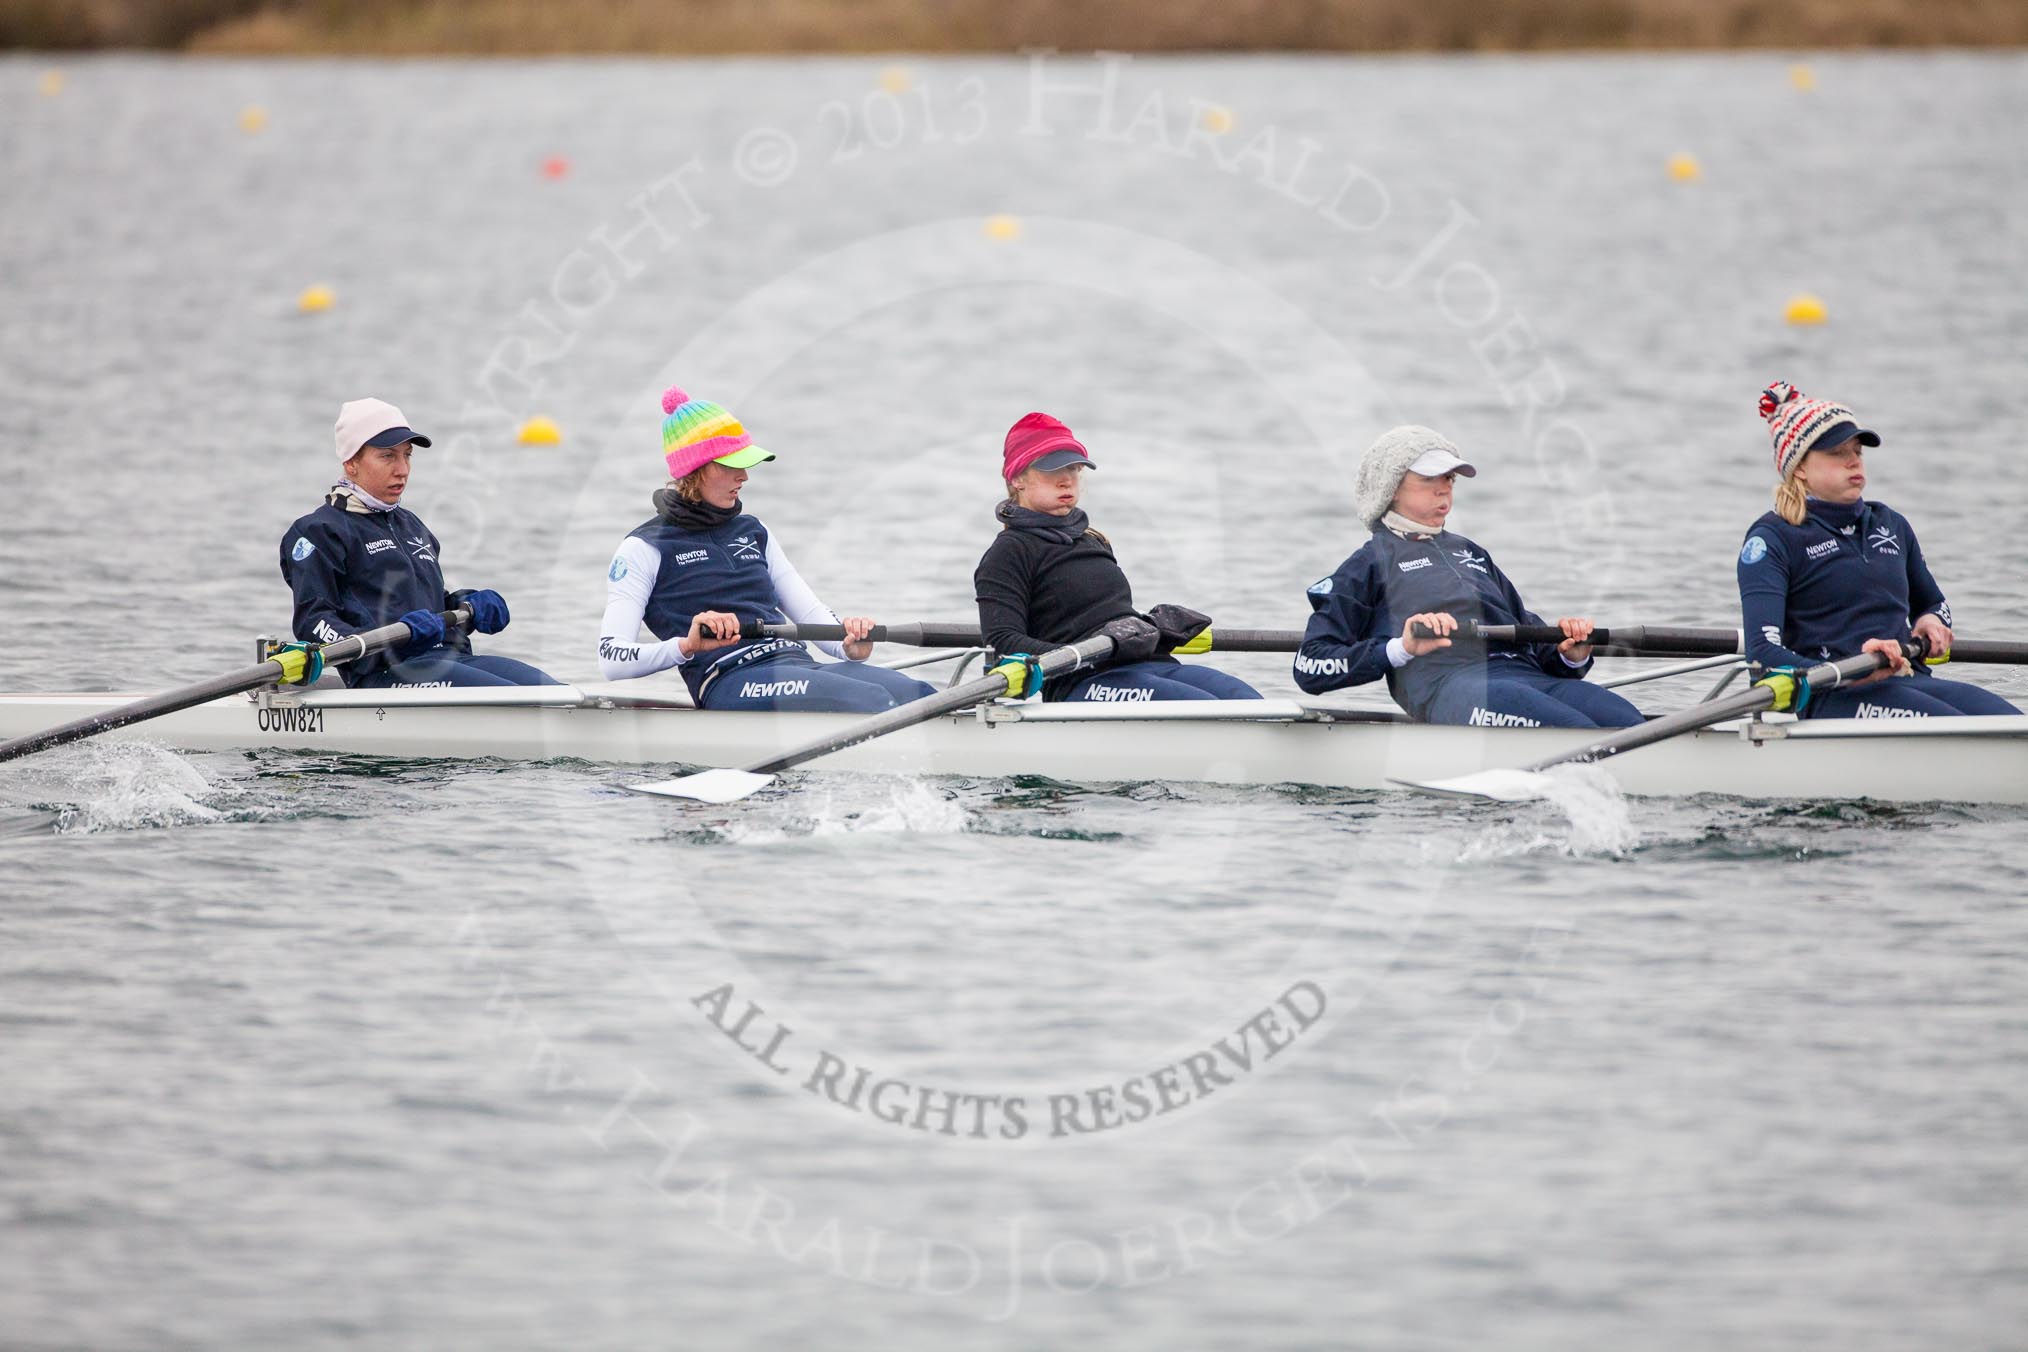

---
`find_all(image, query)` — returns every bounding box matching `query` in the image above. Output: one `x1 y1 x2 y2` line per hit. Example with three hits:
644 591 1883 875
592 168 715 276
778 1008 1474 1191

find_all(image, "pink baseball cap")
1002 412 1096 482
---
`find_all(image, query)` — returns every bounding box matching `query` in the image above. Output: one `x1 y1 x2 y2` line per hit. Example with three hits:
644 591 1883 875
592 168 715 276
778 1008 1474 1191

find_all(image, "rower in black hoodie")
972 413 1261 704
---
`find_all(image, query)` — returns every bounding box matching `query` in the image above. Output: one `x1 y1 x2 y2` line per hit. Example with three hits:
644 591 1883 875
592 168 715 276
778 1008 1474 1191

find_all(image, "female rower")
1295 425 1642 728
972 412 1261 703
1736 381 2018 718
281 398 559 689
596 388 935 712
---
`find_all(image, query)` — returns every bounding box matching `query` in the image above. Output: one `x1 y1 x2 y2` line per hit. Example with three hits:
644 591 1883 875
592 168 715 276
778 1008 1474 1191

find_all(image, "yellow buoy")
39 69 64 97
1784 294 1828 326
516 416 563 446
239 105 268 134
879 66 912 95
1199 105 1234 135
1667 153 1702 182
984 214 1021 242
1789 63 1816 92
297 285 335 313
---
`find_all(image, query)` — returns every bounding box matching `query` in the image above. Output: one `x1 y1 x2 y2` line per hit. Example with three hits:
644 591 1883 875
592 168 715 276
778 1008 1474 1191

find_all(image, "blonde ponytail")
1773 472 1808 526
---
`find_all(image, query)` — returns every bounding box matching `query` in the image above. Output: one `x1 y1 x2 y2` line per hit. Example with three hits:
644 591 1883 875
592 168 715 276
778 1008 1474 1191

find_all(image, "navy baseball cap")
365 425 432 449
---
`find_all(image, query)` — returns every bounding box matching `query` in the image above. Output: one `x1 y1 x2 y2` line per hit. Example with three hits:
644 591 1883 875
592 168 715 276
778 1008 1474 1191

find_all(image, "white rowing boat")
2 683 2023 804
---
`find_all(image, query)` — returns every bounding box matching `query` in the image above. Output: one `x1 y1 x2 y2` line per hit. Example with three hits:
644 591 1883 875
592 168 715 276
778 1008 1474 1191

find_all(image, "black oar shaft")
740 621 986 648
741 621 1307 653
1412 621 1744 656
1469 623 1741 655
1947 639 2028 664
1445 623 2026 665
0 611 462 765
747 620 2028 664
737 636 1116 776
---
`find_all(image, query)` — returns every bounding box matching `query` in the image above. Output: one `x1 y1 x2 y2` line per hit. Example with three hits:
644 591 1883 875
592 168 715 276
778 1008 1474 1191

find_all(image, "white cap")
1407 447 1477 479
334 397 432 464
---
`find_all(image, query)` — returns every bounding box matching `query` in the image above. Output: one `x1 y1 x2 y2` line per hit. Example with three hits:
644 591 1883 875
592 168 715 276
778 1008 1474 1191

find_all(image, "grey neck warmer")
327 482 397 513
1381 510 1443 540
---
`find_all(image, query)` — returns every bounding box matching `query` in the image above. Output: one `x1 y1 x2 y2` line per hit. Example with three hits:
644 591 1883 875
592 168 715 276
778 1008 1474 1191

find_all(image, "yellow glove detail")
265 641 324 686
1172 628 1214 656
1754 671 1800 713
990 658 1030 699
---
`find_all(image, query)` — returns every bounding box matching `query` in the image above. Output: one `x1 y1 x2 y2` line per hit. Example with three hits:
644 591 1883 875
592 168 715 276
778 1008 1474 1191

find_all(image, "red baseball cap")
1002 412 1096 482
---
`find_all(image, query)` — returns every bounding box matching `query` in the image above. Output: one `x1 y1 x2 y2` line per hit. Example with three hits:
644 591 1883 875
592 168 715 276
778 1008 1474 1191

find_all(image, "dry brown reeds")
7 0 2027 52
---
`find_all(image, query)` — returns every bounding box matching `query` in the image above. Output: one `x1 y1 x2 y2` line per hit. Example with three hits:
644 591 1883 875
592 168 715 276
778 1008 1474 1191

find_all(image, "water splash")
1534 764 1640 855
699 778 971 845
19 741 236 834
1434 765 1639 861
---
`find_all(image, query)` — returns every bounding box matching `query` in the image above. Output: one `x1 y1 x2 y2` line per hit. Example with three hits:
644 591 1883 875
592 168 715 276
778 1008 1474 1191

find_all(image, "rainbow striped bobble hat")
660 386 776 480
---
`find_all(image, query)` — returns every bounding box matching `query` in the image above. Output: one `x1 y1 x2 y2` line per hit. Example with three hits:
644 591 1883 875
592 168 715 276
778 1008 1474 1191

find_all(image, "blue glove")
454 588 510 635
397 608 445 656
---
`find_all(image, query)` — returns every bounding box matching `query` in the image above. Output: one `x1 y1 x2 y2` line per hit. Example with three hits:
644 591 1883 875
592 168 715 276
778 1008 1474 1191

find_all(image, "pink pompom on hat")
660 386 776 480
1759 380 1879 480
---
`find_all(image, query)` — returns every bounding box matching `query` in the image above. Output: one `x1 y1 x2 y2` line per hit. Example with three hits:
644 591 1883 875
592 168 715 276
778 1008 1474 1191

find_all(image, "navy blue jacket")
279 490 469 686
1296 527 1588 718
1737 498 1948 672
623 511 807 702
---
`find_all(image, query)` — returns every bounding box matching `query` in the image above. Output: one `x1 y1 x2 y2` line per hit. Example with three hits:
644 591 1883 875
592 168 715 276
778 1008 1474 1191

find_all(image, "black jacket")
974 510 1139 701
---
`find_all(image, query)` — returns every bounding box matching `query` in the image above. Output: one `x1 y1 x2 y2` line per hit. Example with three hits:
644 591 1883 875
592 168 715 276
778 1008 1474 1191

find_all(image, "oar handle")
742 620 1309 653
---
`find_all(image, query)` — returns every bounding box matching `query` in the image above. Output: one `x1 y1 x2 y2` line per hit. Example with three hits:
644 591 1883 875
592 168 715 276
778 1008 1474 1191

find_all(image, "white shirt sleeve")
597 537 689 680
763 527 848 660
1386 637 1412 668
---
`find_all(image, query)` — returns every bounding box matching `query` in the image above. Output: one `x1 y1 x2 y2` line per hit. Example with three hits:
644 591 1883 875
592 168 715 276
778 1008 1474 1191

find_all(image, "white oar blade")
1389 768 1553 802
627 769 777 803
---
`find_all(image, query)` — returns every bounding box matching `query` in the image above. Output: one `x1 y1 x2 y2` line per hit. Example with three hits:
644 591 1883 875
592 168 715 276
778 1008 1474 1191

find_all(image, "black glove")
1099 615 1161 663
1144 603 1211 654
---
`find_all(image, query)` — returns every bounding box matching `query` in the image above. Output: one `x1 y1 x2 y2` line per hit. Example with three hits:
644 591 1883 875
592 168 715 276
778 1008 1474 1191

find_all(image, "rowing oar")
1391 640 1925 802
1458 623 2028 665
1430 622 1744 657
0 610 468 765
738 620 1306 654
629 634 1119 804
744 620 2028 665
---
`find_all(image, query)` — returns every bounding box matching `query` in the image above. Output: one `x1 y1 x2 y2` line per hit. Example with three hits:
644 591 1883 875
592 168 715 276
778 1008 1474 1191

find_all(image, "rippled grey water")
3 50 2026 1351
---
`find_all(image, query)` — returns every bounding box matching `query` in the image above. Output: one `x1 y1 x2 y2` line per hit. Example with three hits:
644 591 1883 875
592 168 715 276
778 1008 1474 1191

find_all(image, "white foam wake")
29 741 232 834
708 778 971 845
1443 764 1640 860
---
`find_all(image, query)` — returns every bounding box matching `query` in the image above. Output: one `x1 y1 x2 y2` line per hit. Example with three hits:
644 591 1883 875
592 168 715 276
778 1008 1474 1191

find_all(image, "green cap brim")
714 446 775 469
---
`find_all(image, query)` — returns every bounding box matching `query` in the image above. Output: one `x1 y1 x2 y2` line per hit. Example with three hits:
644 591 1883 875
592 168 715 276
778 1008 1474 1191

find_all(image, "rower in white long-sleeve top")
596 387 935 712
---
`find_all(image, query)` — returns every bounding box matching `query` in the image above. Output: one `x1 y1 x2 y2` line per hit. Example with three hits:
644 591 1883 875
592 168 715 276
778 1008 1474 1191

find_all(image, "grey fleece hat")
1353 425 1477 527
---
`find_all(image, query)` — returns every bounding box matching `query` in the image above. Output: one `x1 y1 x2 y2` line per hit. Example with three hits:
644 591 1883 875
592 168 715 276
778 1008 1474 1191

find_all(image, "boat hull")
1 688 2024 804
